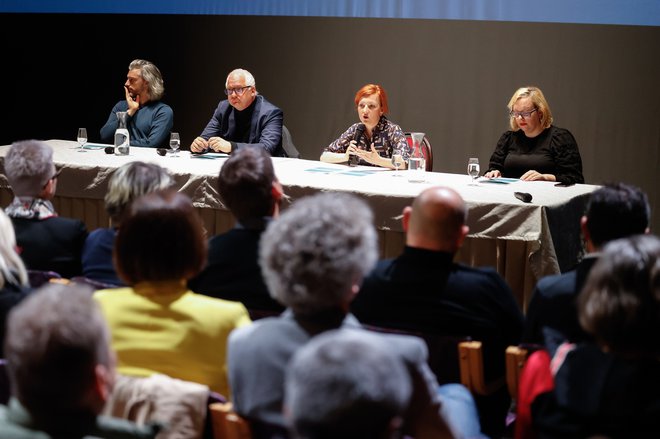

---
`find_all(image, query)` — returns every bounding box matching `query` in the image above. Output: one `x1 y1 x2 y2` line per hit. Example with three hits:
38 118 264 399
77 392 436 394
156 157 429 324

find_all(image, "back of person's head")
4 283 111 428
104 161 174 226
0 209 28 288
218 147 277 222
285 329 411 439
508 86 553 130
407 186 467 252
578 234 660 357
354 84 389 114
114 189 207 285
4 139 55 197
259 192 377 314
584 182 650 248
129 59 165 101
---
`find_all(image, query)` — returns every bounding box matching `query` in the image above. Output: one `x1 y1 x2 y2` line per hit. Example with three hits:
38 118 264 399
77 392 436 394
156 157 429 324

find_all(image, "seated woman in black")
484 86 584 185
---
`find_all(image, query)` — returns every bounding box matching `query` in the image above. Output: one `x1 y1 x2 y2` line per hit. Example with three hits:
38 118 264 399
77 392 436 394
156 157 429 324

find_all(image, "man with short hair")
350 185 523 437
190 68 283 156
0 283 159 438
284 329 412 439
100 59 174 148
188 147 285 312
523 182 651 347
4 139 88 278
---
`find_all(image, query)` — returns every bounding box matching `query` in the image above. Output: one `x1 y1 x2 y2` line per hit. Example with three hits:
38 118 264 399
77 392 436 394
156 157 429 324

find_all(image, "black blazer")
12 216 88 279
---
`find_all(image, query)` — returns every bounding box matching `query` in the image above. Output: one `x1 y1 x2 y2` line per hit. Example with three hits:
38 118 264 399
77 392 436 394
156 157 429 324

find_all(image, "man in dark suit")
350 185 523 437
523 182 651 348
188 147 285 313
3 139 87 278
189 68 284 156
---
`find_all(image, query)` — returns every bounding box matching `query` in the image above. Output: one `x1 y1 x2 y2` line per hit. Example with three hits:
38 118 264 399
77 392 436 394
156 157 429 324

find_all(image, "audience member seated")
516 235 660 438
82 161 174 286
0 283 160 438
0 209 31 357
188 147 285 313
95 189 251 398
228 192 485 439
523 182 651 348
3 139 87 278
351 186 523 437
284 329 412 439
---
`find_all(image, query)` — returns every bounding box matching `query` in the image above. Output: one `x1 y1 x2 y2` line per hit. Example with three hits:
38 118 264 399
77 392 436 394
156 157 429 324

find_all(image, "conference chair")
281 125 301 159
210 402 289 439
404 132 433 171
27 269 62 288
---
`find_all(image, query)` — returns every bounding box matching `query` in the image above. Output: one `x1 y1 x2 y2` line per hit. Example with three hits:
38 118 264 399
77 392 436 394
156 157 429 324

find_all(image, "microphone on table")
348 123 365 167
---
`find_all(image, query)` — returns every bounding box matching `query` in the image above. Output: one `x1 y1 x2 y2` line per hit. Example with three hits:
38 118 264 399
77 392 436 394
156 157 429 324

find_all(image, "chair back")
404 132 433 171
69 276 120 291
210 402 289 439
27 270 62 288
281 125 301 159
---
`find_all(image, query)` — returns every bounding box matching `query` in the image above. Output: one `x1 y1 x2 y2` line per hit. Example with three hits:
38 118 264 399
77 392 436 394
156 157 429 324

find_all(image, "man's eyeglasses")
224 86 252 96
43 168 62 188
509 108 538 119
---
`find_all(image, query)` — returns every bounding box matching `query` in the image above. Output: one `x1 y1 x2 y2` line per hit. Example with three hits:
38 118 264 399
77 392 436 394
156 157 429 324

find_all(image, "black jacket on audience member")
188 224 284 313
12 216 87 279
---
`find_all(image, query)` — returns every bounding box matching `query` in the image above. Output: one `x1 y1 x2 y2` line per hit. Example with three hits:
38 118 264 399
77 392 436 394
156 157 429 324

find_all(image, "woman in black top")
484 86 584 185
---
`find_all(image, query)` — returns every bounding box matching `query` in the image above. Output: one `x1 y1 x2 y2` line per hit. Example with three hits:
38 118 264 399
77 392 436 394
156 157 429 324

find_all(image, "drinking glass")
467 157 480 185
169 132 180 157
77 128 87 153
391 153 404 177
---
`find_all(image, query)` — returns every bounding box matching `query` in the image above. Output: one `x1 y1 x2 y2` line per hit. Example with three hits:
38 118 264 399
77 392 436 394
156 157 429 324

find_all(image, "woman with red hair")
321 84 409 169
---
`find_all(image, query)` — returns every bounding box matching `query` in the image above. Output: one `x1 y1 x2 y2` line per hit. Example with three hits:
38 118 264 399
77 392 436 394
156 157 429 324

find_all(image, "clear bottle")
114 111 130 156
407 132 426 182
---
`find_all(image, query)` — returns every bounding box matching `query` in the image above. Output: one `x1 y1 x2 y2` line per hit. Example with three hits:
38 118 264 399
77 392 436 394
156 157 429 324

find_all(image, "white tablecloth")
0 140 599 310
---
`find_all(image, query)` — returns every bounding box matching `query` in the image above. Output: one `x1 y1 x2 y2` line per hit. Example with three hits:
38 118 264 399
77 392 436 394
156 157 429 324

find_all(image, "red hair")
354 84 389 114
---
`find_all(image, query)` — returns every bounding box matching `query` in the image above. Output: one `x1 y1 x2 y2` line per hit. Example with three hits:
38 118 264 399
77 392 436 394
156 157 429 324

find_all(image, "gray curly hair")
259 192 378 314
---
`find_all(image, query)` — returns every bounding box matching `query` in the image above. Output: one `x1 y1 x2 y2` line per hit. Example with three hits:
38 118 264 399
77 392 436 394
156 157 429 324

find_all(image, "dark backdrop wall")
1 13 658 231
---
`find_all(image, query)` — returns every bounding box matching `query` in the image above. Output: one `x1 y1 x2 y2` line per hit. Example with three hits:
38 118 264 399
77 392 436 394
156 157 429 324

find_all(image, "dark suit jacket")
200 95 283 156
12 216 88 279
188 225 284 313
523 256 598 347
351 246 524 437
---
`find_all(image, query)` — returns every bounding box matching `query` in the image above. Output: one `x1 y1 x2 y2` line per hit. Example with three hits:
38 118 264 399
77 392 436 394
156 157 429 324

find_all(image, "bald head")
404 186 468 252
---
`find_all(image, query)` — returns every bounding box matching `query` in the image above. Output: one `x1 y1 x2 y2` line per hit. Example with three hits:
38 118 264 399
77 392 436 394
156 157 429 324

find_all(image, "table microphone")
104 147 115 154
514 192 533 203
348 124 365 167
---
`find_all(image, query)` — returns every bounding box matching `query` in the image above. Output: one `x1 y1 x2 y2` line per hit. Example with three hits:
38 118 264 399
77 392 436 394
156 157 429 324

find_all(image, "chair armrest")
209 402 252 439
458 341 505 396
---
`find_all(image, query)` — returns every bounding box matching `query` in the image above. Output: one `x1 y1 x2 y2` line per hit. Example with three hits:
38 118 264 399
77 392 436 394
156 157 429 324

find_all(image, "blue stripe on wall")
1 0 659 27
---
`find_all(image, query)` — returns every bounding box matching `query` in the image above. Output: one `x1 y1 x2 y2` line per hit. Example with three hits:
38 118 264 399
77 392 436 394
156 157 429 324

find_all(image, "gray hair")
226 68 256 89
5 283 110 423
4 139 55 197
104 161 174 226
129 59 165 101
0 209 28 288
259 192 378 314
285 329 411 439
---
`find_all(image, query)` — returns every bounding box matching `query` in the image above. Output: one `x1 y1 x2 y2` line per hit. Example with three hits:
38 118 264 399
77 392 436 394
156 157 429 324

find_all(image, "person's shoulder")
229 314 297 348
257 94 281 111
86 227 115 241
41 216 87 234
535 269 577 295
453 263 505 283
548 125 577 142
347 328 428 363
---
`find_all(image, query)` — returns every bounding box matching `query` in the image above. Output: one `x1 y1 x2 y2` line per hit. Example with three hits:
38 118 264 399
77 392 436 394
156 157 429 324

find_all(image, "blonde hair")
507 86 553 131
0 210 28 288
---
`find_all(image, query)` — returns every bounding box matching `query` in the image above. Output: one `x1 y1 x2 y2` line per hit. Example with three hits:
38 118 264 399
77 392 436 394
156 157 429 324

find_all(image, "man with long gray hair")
100 58 174 148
